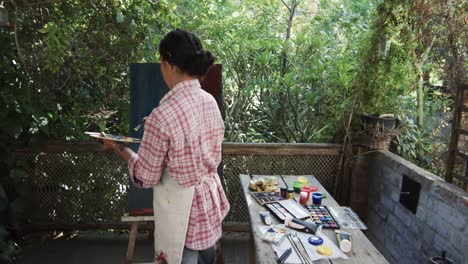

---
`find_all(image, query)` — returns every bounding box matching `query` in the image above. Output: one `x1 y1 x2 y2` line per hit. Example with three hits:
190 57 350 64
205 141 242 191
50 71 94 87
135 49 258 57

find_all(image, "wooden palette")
85 132 141 143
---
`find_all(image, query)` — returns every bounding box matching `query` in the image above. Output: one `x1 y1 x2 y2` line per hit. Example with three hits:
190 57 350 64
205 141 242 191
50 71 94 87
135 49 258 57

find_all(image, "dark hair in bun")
159 29 216 77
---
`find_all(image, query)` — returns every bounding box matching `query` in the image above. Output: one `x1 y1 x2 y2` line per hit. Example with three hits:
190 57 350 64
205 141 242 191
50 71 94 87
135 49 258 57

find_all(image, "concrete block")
387 214 407 238
432 233 458 260
409 217 425 235
389 162 402 183
422 227 435 245
417 189 430 208
390 191 400 202
368 216 385 244
435 219 454 240
382 166 401 187
404 255 425 264
424 196 435 210
432 182 461 205
406 167 438 188
446 250 462 264
383 253 398 264
394 204 412 226
426 215 440 232
456 195 468 217
446 208 466 231
376 166 385 178
463 225 468 262
396 230 420 255
384 237 400 260
415 205 428 222
367 232 385 255
433 202 452 221
408 221 425 250
421 241 436 261
384 222 396 242
380 195 396 212
450 229 465 254
373 204 389 219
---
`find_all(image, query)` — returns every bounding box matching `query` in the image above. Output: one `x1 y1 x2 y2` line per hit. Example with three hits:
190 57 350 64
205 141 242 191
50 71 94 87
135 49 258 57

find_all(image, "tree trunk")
416 64 424 128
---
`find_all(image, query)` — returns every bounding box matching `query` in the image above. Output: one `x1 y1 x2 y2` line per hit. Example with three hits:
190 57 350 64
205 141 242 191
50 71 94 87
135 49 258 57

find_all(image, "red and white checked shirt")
128 79 230 250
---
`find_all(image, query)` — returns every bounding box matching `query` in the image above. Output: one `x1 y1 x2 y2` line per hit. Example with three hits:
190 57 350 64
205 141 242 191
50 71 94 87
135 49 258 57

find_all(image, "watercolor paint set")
304 205 340 229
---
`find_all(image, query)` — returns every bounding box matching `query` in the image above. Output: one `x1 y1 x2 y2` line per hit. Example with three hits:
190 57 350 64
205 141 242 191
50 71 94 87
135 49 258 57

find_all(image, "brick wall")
352 150 467 264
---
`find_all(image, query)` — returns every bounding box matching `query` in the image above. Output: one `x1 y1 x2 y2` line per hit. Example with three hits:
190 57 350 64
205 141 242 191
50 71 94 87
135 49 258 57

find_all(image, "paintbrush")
132 117 147 132
294 233 313 264
280 175 288 188
277 248 292 264
287 233 307 264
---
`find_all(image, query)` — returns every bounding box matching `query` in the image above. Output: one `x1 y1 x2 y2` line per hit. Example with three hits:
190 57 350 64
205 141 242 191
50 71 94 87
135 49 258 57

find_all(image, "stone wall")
353 150 467 264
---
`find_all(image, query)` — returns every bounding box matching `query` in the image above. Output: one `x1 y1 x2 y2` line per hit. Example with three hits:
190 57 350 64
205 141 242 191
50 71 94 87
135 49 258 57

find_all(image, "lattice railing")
9 142 341 230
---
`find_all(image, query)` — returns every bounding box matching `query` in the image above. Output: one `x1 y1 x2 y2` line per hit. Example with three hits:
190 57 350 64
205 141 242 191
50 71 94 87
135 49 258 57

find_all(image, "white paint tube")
335 230 352 253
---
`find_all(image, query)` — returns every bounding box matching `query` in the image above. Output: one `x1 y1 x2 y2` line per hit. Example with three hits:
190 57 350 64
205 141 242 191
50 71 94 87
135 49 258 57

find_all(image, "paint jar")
300 186 312 205
297 176 308 186
309 186 319 192
299 191 309 205
287 188 295 199
312 192 323 205
280 187 287 199
293 181 302 193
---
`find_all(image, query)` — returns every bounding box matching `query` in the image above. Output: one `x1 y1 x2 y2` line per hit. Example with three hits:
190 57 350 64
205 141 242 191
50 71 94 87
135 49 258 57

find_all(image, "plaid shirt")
128 79 230 250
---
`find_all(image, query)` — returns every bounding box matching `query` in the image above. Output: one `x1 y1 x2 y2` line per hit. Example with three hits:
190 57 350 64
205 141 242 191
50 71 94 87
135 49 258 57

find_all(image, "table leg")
125 221 139 264
250 232 256 264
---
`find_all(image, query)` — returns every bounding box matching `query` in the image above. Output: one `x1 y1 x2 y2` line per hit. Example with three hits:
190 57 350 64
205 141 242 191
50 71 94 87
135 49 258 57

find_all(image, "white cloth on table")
259 226 349 263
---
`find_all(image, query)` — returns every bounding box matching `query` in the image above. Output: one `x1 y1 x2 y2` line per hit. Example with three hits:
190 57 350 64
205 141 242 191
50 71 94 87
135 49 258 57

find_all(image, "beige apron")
153 169 195 264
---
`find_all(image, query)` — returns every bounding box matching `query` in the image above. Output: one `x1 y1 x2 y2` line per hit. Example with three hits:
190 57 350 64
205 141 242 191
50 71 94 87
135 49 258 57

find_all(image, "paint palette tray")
265 200 310 221
329 206 367 230
251 192 285 206
304 205 340 229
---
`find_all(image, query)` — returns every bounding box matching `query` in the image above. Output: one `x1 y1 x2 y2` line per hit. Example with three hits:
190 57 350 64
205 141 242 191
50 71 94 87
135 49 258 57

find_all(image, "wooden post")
126 221 139 264
121 215 155 264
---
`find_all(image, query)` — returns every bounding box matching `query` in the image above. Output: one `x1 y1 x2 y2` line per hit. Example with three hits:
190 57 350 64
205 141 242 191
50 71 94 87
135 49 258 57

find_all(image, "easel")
121 214 155 264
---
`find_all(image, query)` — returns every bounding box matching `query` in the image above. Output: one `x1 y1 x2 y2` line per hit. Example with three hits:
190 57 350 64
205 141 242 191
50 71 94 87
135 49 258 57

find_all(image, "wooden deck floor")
16 231 251 264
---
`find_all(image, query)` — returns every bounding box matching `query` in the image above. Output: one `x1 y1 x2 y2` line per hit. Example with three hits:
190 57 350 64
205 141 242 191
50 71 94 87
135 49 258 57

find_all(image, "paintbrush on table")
277 248 292 264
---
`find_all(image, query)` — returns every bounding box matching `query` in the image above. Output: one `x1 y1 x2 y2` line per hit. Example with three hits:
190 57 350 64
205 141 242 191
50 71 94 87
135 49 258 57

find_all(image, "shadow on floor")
15 231 250 264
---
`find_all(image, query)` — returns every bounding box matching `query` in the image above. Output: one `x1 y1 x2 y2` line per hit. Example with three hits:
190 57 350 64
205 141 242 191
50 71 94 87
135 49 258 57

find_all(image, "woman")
102 29 230 264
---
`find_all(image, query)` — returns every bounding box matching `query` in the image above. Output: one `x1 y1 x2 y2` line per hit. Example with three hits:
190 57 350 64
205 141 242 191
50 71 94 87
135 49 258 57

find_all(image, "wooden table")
240 174 388 264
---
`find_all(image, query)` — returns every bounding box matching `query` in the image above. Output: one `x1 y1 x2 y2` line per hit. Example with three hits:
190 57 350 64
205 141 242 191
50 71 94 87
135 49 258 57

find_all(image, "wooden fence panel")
9 142 341 230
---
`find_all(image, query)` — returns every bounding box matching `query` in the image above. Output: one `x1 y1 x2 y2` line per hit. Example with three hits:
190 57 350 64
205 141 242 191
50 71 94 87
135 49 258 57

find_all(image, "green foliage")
169 0 376 142
395 114 432 164
395 88 452 174
353 0 416 115
0 0 172 261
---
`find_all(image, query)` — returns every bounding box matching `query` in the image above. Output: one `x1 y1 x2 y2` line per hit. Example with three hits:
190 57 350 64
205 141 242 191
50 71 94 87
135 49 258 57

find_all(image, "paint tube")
284 216 321 234
335 230 352 253
260 211 273 225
